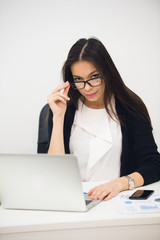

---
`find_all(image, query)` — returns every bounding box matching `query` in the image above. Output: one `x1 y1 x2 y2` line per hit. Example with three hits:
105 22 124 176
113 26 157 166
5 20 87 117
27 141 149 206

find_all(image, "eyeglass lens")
73 77 102 89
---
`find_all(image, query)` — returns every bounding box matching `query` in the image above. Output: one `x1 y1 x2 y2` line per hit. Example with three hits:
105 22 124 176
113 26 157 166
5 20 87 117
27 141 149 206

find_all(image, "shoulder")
115 97 152 132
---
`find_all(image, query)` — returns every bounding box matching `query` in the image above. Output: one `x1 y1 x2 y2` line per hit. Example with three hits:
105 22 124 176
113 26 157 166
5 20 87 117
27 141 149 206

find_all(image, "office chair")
37 104 53 153
37 102 76 153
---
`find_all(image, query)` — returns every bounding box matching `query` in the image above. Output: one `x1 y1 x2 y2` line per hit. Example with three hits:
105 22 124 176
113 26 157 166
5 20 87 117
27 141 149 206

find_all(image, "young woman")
38 37 160 201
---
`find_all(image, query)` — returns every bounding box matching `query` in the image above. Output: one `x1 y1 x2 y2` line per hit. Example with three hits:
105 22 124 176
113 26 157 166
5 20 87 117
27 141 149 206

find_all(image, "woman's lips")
85 92 97 98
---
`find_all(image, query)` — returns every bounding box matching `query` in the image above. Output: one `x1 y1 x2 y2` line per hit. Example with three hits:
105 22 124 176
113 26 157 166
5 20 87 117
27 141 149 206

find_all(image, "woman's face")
71 61 105 109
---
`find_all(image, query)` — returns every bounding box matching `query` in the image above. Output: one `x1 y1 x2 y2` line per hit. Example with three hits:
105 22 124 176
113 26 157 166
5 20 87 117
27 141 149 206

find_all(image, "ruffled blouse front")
69 99 122 181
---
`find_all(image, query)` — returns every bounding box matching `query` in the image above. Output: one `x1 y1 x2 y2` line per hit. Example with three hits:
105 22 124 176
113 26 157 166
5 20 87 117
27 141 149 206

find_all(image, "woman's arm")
88 172 144 201
48 115 65 154
47 82 70 154
88 115 160 200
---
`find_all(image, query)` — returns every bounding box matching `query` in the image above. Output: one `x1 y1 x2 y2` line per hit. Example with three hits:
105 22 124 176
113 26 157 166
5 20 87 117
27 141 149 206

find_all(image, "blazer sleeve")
132 116 160 185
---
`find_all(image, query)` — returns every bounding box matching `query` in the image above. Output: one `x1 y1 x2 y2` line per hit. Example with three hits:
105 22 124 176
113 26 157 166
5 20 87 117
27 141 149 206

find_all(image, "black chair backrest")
37 104 51 153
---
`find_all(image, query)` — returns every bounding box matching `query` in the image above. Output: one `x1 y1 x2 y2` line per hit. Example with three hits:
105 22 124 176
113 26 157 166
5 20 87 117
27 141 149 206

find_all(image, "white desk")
0 181 160 240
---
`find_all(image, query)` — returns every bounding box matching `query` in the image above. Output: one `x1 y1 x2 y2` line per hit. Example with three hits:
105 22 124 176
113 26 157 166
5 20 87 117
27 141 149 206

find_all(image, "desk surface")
0 181 160 240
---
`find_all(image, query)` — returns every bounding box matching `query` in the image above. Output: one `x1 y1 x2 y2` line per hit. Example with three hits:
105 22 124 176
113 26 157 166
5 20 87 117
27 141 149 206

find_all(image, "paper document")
112 192 160 213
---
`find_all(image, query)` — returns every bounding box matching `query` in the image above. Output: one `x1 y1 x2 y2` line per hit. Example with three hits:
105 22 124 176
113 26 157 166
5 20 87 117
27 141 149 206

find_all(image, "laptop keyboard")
85 200 93 205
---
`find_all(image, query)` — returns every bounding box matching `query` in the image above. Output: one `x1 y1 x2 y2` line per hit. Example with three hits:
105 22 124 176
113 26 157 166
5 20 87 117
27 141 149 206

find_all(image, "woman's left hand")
88 179 125 201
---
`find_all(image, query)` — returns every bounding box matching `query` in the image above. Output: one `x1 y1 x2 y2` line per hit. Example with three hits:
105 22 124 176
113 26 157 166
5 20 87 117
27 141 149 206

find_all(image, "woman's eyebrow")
88 70 99 77
72 74 82 78
73 70 99 79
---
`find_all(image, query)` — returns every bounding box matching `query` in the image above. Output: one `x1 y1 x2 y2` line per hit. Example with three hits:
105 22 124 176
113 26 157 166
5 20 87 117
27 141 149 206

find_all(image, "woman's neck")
80 96 105 109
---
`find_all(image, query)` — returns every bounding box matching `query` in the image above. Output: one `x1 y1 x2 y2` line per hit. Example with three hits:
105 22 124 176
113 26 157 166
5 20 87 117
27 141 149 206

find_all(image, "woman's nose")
84 82 93 91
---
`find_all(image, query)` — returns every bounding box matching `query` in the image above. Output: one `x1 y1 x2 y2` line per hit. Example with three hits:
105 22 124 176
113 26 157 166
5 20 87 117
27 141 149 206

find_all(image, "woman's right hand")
47 81 70 118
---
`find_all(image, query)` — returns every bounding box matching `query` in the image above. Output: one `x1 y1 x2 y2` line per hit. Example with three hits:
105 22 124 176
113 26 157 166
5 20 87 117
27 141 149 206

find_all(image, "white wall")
0 0 160 153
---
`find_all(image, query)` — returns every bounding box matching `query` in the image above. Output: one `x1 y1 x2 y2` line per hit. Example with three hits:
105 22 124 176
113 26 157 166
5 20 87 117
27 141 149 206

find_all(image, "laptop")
0 154 102 212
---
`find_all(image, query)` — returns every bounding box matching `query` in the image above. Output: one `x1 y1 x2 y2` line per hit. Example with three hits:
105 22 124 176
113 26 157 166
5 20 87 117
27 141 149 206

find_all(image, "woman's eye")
74 77 82 82
91 74 99 79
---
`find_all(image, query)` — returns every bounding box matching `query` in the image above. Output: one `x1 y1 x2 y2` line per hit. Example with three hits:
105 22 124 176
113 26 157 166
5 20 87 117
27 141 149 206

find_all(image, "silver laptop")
0 154 102 212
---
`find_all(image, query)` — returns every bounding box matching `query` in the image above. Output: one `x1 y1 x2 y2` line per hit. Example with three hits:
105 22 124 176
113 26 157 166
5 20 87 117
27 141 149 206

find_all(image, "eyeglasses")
70 76 103 90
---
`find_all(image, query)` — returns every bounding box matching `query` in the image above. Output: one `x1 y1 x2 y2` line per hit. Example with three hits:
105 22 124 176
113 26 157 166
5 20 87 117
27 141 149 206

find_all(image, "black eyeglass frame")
70 76 103 90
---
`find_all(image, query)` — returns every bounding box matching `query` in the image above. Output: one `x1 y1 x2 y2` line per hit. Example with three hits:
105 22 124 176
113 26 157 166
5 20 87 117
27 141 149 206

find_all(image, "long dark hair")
62 37 151 126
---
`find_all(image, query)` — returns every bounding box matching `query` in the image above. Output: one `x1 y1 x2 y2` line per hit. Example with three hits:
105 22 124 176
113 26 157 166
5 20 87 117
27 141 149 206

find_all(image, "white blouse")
69 99 122 182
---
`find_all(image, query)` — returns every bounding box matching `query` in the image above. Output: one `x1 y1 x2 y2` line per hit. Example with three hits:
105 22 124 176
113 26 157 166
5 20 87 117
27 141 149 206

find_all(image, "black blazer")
37 98 160 186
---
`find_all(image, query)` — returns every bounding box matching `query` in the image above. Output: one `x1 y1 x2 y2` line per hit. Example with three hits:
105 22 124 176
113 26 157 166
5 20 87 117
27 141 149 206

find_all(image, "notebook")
0 154 102 212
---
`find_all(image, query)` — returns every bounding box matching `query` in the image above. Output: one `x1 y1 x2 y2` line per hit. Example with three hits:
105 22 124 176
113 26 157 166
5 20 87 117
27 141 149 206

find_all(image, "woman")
38 37 160 201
